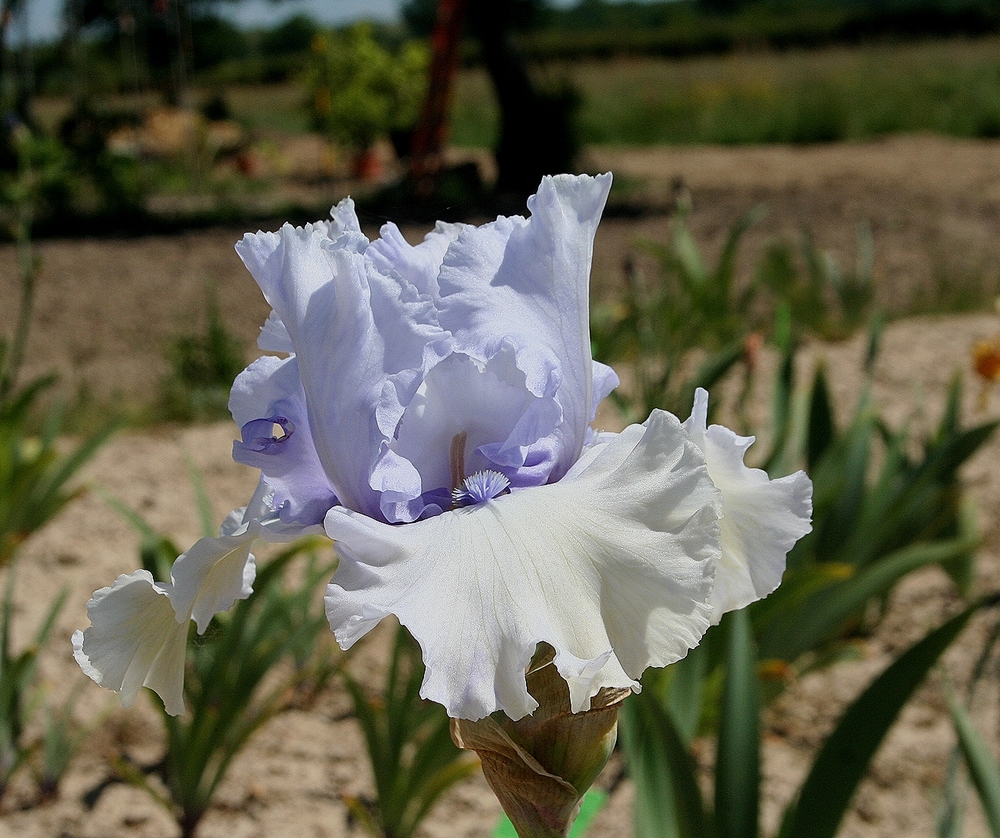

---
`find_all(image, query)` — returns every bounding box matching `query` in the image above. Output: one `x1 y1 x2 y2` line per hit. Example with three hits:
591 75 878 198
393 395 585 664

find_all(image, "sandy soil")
2 135 1000 838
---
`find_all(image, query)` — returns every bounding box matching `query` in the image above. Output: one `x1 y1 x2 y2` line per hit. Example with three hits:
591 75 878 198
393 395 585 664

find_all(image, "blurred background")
3 0 1000 228
3 3 1000 838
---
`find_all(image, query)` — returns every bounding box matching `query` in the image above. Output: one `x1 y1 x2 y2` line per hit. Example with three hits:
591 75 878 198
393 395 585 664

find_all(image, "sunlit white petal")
171 515 326 634
325 410 721 721
169 531 258 633
684 388 813 621
72 571 188 715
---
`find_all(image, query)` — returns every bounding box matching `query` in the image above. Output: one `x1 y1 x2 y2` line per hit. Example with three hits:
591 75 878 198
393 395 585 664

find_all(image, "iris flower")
74 173 812 721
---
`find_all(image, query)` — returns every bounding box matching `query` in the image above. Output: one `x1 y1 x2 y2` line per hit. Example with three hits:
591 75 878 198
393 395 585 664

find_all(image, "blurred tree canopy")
259 13 320 55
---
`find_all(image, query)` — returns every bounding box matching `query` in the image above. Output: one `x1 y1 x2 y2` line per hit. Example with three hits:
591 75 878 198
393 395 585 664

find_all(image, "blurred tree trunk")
466 0 577 197
0 0 35 126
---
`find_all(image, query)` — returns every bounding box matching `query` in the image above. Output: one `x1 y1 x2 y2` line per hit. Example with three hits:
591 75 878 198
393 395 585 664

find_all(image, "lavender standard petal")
436 174 613 483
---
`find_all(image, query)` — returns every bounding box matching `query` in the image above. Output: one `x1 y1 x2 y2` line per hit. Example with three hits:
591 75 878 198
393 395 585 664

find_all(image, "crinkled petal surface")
436 173 613 484
169 530 258 634
372 347 565 521
684 388 813 621
365 220 461 298
75 496 326 716
325 410 722 721
171 513 326 634
236 211 451 519
72 571 188 715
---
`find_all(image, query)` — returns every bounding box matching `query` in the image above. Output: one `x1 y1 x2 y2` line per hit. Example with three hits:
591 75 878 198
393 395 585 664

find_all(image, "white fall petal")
325 410 723 721
683 388 813 622
74 489 324 715
72 571 189 716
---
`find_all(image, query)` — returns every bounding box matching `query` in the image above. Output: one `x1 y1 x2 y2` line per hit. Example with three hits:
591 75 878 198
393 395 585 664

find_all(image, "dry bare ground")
1 135 1000 838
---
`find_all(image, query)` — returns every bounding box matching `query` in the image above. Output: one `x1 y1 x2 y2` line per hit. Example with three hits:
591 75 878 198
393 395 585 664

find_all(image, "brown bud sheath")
451 645 630 838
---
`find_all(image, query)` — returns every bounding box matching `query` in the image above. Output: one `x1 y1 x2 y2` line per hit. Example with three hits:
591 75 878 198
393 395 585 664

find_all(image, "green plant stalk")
619 685 707 838
156 543 336 836
754 349 995 671
0 571 66 803
102 483 339 838
36 680 89 800
715 609 759 838
939 614 1000 837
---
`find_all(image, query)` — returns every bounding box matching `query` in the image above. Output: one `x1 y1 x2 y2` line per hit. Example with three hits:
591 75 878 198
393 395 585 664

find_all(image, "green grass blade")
863 314 884 375
841 419 997 568
948 693 1000 838
665 642 708 744
678 341 745 415
779 600 985 838
714 203 768 297
671 211 708 288
806 364 834 472
809 400 875 564
184 456 216 539
620 689 708 838
715 609 759 838
760 534 977 662
402 750 479 838
32 587 68 648
940 496 979 597
44 419 118 499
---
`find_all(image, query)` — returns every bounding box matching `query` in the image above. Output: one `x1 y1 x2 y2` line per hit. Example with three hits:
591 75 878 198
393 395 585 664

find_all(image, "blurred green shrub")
100 477 472 838
0 374 114 566
446 40 1000 149
56 101 145 219
754 334 993 669
0 127 117 566
0 578 88 808
154 542 338 838
591 199 764 422
590 197 872 422
0 125 115 810
160 286 245 422
940 618 1000 838
305 22 429 152
620 597 992 838
260 14 322 57
1 108 145 230
603 205 998 838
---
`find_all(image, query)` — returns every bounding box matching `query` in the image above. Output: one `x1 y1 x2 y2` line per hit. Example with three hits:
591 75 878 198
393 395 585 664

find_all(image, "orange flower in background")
973 334 1000 383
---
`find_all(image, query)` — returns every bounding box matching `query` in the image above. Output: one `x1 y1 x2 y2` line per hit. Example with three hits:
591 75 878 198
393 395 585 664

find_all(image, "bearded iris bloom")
74 173 812 722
